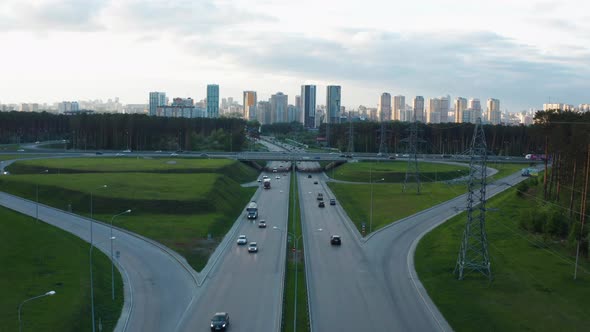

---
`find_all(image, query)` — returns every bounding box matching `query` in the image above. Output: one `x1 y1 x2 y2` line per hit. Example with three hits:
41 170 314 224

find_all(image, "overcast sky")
1 0 588 111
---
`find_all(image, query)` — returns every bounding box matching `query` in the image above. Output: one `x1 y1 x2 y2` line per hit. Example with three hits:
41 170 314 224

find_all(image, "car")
314 156 320 160
275 176 280 179
170 153 178 156
248 242 258 253
210 312 229 331
339 154 346 158
330 198 336 205
95 152 103 155
1 171 9 175
257 179 262 182
123 149 132 153
200 153 209 157
237 235 247 245
307 174 312 178
402 154 409 157
35 141 40 144
318 201 325 208
155 150 162 153
115 153 124 156
317 193 323 201
330 235 342 245
345 154 353 158
17 149 25 152
388 156 396 160
262 175 269 179
313 181 318 185
258 220 267 228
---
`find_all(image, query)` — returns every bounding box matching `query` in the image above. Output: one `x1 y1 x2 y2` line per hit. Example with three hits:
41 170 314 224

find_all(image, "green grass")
0 206 123 332
487 163 531 181
0 158 259 271
329 181 468 232
330 161 469 183
415 183 590 331
283 171 309 332
8 157 236 174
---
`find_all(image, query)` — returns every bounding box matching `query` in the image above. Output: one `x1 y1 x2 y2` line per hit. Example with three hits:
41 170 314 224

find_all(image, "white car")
275 176 280 179
123 149 132 153
237 235 247 245
248 242 258 253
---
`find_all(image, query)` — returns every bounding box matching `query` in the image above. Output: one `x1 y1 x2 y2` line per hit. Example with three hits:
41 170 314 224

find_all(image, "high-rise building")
288 105 298 122
427 98 441 123
326 85 341 124
378 93 392 121
301 85 316 128
487 98 501 125
149 92 167 116
206 84 219 118
468 98 481 122
393 95 405 121
243 91 257 120
455 97 467 123
257 101 271 125
270 92 288 123
413 96 425 122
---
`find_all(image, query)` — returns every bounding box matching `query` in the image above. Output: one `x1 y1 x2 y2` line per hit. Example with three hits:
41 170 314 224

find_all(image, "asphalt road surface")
303 170 528 331
177 169 290 332
0 191 198 332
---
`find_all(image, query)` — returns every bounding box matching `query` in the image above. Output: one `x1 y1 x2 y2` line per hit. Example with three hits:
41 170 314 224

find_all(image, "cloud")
0 0 108 31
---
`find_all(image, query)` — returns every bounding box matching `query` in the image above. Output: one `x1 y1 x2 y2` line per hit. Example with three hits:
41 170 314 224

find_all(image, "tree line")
0 111 248 151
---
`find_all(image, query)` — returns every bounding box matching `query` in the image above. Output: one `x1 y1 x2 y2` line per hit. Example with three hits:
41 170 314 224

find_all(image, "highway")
177 166 290 331
303 169 528 331
0 191 198 332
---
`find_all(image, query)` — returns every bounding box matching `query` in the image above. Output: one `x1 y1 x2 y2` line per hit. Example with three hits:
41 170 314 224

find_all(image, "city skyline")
0 0 589 111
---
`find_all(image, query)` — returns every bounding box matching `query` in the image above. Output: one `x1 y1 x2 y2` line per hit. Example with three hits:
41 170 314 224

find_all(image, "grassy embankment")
415 179 590 331
282 171 309 332
327 162 524 233
2 157 258 271
0 207 122 332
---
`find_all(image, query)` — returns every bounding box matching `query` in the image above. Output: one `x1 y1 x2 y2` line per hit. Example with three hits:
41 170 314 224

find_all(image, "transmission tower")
403 113 421 193
347 117 354 155
378 122 388 155
454 117 492 281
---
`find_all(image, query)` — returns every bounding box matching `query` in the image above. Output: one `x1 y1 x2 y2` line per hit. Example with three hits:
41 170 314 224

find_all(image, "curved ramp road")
0 191 198 332
304 170 527 331
177 171 290 332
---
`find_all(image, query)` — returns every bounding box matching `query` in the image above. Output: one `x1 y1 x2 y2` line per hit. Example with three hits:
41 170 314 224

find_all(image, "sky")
0 0 589 111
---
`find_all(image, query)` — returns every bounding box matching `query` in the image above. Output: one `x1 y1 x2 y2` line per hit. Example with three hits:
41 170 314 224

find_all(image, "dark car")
308 174 312 178
330 235 341 245
313 181 318 185
330 199 336 205
210 312 229 330
318 201 325 208
95 152 103 155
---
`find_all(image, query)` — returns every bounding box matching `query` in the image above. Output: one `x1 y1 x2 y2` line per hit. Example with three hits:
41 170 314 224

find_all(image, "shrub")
516 181 529 197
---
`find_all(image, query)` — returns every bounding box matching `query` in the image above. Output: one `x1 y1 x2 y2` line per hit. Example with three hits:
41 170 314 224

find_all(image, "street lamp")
18 290 56 332
110 209 131 300
273 226 302 332
35 170 49 223
89 236 115 332
370 177 385 234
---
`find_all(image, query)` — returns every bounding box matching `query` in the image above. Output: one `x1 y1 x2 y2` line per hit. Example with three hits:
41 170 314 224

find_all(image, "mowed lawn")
1 157 259 271
0 207 122 332
9 157 235 173
415 183 590 331
329 161 469 182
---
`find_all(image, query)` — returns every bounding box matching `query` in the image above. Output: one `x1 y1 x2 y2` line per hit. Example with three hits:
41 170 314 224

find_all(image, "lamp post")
90 237 115 332
35 170 49 223
18 290 56 332
273 226 302 332
370 176 385 234
110 209 131 300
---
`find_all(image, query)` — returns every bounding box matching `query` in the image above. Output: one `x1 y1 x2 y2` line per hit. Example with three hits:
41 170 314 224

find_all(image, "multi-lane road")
1 143 530 331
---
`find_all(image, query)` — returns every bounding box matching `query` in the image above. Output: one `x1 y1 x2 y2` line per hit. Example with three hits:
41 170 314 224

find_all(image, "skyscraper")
301 85 316 128
270 92 288 123
206 84 219 118
427 98 441 123
378 93 391 121
413 96 424 122
326 85 341 124
439 96 450 123
468 98 481 122
257 101 271 125
455 97 467 123
487 98 501 125
393 95 405 121
149 92 166 116
243 91 257 120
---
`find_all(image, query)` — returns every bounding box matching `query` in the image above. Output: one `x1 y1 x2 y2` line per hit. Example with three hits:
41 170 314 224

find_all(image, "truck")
246 201 258 219
263 178 271 189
